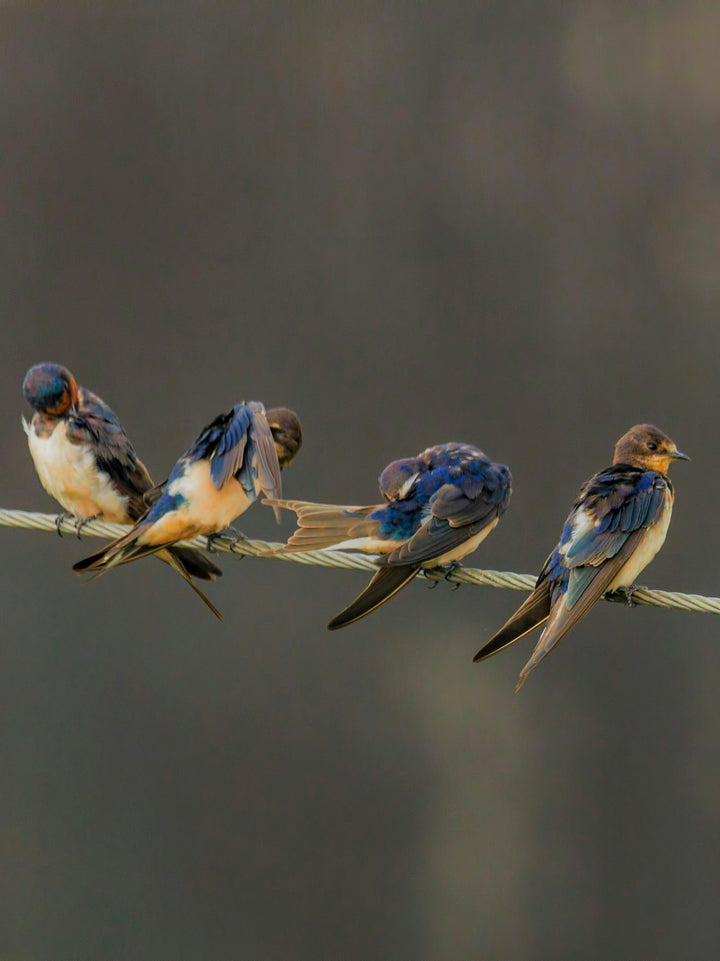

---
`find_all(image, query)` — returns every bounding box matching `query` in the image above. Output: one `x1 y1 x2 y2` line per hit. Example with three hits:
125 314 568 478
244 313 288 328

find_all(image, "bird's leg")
427 561 463 591
55 511 73 536
207 526 247 553
442 561 463 591
605 585 640 607
74 514 102 539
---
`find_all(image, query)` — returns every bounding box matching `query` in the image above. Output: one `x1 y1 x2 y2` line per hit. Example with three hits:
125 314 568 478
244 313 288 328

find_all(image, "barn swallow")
473 424 689 690
73 402 302 616
23 362 224 616
267 442 512 629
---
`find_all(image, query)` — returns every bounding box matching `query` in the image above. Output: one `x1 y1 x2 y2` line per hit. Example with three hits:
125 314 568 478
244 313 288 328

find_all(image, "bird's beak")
672 450 690 461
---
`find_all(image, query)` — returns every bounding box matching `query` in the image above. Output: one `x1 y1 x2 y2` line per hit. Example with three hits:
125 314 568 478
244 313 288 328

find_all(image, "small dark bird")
72 401 302 618
473 424 689 690
267 442 512 629
23 362 223 616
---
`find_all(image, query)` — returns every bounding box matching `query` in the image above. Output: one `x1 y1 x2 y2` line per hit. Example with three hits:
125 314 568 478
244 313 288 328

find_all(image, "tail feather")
73 531 224 620
168 546 222 581
327 565 421 630
472 581 552 663
162 550 223 621
264 498 380 554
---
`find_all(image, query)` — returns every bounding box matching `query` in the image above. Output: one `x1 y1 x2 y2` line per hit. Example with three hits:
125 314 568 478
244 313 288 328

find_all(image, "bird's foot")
55 512 73 537
427 562 463 590
74 514 101 539
207 527 247 553
605 585 640 607
442 561 463 590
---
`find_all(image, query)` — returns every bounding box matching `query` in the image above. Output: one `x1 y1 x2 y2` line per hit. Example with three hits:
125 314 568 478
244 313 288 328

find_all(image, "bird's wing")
327 566 422 630
243 401 285 508
472 579 553 662
380 463 511 567
68 387 154 519
185 403 283 512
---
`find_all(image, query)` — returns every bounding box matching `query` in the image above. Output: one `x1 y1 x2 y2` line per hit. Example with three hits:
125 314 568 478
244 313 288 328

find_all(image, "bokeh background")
2 3 720 958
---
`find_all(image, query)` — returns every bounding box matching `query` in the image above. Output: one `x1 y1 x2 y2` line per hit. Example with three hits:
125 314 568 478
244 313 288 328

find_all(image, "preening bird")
267 442 512 629
23 362 223 616
473 424 689 690
72 400 302 619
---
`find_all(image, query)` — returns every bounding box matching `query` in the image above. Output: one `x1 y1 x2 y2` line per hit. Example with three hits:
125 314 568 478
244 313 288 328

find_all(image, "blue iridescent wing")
381 461 512 566
188 402 282 502
556 468 670 609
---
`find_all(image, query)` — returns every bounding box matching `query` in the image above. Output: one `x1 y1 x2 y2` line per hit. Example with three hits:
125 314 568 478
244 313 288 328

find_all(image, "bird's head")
23 363 79 417
265 407 303 468
613 424 689 474
378 457 421 502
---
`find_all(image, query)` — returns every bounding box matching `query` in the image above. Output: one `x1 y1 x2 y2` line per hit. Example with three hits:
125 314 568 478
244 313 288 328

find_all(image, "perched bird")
473 424 689 690
267 442 512 629
73 402 303 615
23 362 224 616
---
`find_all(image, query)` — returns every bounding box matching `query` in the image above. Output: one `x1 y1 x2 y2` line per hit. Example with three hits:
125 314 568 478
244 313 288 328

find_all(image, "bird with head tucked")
23 362 224 616
72 400 302 618
473 424 689 689
267 441 512 629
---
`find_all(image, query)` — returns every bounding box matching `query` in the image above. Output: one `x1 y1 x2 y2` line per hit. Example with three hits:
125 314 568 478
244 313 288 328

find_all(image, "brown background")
2 3 720 958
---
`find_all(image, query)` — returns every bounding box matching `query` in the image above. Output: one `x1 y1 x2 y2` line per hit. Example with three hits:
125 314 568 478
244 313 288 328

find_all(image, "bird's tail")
472 581 552 663
327 565 421 630
159 549 223 621
73 528 224 620
168 546 222 581
262 498 380 553
72 523 161 574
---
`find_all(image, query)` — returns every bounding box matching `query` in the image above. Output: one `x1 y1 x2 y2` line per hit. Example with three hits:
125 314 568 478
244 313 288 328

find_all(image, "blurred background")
2 2 720 957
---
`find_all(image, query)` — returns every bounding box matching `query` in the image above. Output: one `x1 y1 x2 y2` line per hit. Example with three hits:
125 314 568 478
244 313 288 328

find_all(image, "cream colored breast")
609 488 674 590
167 460 254 534
27 421 129 521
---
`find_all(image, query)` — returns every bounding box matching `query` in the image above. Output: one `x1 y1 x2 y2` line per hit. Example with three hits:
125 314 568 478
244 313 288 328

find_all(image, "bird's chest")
27 422 126 520
170 460 255 533
610 489 674 589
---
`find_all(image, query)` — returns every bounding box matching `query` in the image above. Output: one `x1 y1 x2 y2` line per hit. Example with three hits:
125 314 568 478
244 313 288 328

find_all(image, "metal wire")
0 508 716 615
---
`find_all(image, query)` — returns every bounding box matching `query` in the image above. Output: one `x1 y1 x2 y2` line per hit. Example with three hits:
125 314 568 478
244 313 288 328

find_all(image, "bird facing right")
473 424 689 690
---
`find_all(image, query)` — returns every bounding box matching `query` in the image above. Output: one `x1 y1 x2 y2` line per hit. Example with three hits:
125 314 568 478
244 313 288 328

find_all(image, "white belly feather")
27 421 128 521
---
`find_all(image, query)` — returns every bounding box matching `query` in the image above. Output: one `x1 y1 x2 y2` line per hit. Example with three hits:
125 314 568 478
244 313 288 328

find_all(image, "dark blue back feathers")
370 444 511 542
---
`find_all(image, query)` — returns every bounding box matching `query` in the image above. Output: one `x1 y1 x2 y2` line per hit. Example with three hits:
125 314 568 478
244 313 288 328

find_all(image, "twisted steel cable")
0 508 716 615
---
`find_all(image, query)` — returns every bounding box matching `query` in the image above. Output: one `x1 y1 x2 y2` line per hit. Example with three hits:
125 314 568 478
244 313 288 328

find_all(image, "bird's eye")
646 442 658 451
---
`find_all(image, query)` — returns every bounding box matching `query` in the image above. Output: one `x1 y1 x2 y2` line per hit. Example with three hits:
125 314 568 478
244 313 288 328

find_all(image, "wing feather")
515 529 648 688
67 387 153 519
472 580 552 662
327 566 421 630
380 474 507 567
